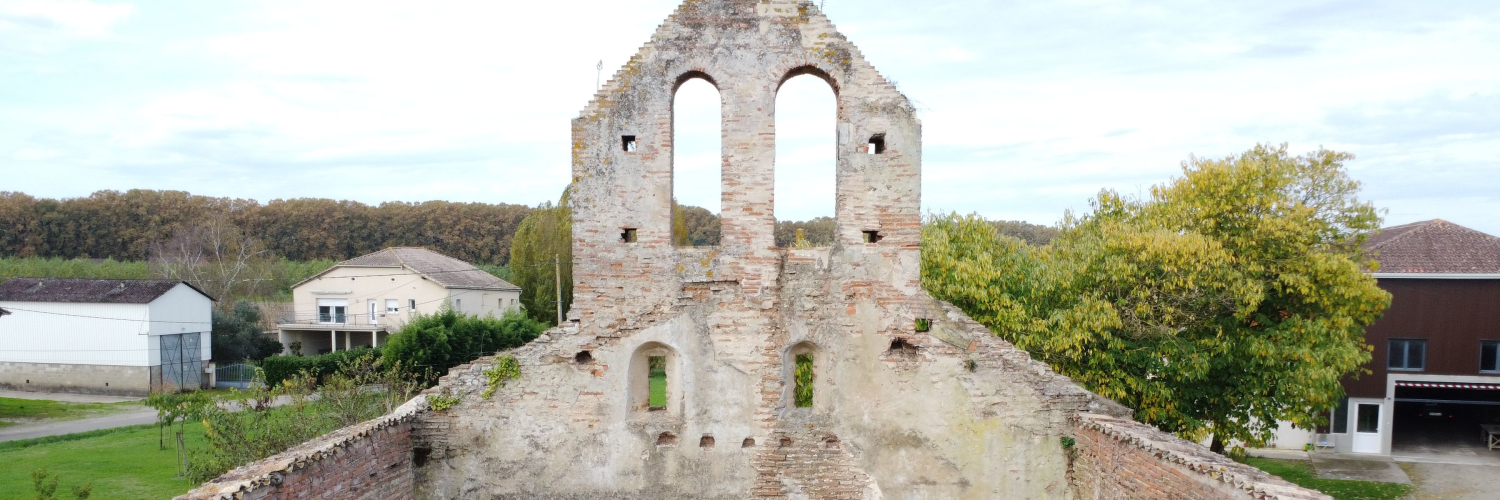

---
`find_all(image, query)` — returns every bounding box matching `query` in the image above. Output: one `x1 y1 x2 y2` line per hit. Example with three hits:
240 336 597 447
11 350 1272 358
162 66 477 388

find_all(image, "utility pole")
596 60 604 91
554 254 564 326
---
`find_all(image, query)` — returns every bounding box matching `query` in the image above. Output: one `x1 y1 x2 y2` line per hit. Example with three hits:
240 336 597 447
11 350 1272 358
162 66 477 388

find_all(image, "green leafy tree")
672 199 691 247
211 302 282 362
509 188 572 324
923 144 1390 453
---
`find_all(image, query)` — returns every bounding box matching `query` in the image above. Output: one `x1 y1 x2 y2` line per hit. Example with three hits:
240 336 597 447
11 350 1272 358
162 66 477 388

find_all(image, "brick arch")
672 70 721 94
776 64 841 97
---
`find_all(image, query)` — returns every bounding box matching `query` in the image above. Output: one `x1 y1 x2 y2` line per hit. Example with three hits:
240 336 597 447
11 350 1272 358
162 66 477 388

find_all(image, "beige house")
277 248 522 355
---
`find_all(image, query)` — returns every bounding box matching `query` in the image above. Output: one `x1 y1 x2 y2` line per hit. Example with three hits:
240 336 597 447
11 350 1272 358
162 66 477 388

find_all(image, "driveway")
1400 462 1497 500
0 389 142 404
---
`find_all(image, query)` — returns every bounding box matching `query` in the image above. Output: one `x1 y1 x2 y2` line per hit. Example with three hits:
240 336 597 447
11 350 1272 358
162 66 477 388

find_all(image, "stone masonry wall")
1069 413 1332 500
183 1 1337 498
175 397 424 500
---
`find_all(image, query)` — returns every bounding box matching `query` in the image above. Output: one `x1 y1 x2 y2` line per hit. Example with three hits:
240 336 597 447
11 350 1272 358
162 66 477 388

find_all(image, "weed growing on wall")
482 356 522 399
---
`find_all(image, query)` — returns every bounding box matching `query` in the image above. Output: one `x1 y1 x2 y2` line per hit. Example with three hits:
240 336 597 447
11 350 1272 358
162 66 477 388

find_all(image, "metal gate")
215 363 262 389
157 333 203 392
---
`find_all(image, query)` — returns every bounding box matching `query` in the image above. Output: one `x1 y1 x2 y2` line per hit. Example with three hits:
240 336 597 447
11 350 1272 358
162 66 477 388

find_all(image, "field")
1242 457 1412 500
0 423 205 500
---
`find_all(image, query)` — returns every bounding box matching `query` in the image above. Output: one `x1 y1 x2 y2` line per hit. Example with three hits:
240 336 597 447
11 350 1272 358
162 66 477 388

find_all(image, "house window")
455 299 462 311
408 299 416 311
1388 339 1426 371
386 299 399 313
316 299 348 324
1332 398 1349 434
1482 341 1500 373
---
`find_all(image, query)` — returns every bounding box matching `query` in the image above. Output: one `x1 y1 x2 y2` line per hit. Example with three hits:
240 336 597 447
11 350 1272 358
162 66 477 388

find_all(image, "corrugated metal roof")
0 278 212 304
1367 219 1500 274
300 247 520 291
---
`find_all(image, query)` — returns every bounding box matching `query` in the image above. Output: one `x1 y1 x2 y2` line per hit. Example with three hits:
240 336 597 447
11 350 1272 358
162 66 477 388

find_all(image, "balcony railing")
277 312 391 327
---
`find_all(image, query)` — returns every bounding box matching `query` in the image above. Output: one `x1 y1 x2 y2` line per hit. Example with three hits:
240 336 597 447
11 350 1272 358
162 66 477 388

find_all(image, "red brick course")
1069 414 1331 500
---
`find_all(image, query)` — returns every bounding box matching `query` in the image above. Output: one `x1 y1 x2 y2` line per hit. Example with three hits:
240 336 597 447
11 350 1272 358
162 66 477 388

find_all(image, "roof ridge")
1367 219 1439 251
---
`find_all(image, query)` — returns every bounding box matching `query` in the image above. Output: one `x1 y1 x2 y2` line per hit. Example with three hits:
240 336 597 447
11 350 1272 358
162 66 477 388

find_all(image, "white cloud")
0 0 1497 236
0 0 133 51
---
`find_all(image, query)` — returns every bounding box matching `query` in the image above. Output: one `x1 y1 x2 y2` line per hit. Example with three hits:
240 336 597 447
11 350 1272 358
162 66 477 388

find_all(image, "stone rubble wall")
174 396 425 500
1069 413 1333 500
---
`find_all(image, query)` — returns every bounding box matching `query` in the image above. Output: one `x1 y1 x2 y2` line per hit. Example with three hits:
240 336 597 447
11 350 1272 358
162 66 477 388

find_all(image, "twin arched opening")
667 67 839 248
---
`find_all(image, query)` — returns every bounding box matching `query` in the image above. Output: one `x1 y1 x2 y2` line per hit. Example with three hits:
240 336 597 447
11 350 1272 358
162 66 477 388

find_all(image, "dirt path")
1399 462 1498 500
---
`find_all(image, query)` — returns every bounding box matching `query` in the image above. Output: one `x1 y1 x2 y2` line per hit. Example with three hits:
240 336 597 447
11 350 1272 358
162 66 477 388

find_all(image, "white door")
368 300 379 325
1353 403 1382 454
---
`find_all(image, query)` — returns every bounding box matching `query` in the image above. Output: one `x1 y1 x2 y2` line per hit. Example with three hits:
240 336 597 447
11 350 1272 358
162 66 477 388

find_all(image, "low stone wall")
0 361 152 396
1069 413 1331 500
174 396 426 500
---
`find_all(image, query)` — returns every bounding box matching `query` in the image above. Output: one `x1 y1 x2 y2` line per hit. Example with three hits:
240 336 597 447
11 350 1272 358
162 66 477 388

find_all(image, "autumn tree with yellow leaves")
922 144 1390 453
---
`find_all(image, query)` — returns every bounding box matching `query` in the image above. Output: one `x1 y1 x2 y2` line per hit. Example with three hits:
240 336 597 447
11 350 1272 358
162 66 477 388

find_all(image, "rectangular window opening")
862 230 883 243
1482 341 1499 373
794 353 814 408
621 228 638 243
386 299 399 313
1332 398 1349 434
622 135 638 152
867 134 886 155
648 355 667 410
409 299 416 311
1388 339 1426 371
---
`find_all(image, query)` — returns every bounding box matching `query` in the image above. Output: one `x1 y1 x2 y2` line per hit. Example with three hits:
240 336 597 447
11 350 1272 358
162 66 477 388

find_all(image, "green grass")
0 423 205 500
1243 457 1412 500
0 397 136 428
648 369 666 408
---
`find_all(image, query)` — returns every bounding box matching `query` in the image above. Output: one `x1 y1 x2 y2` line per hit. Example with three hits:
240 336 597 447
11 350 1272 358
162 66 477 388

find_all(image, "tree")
671 199 691 246
922 144 1390 453
148 217 266 304
508 188 572 325
211 302 282 362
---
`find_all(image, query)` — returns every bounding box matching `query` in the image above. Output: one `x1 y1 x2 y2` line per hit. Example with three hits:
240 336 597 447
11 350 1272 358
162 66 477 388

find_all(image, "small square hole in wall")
574 351 593 364
862 230 883 243
700 435 715 448
867 134 886 154
621 228 638 243
657 432 678 446
622 135 638 152
742 438 756 448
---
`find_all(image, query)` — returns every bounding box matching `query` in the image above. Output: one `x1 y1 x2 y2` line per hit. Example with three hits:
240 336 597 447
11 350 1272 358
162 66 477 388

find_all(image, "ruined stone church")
183 2 1329 499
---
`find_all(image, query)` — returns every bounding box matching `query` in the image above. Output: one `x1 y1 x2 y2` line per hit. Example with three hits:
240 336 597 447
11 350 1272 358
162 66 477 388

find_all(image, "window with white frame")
386 299 399 313
1388 338 1426 371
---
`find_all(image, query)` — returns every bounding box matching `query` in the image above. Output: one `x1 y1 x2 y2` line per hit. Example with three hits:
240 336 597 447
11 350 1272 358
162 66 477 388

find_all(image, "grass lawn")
0 397 137 428
0 423 205 500
1243 457 1412 500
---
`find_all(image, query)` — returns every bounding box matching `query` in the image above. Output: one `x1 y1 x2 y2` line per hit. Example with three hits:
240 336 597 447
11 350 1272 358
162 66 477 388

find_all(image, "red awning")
1395 381 1500 390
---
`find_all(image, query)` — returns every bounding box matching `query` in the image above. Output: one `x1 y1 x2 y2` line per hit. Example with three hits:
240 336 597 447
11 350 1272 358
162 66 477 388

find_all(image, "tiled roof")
1367 219 1500 274
0 278 211 304
331 247 520 290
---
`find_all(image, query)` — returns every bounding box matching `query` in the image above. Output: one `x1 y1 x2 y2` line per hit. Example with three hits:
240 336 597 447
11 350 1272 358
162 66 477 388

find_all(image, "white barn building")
0 278 214 395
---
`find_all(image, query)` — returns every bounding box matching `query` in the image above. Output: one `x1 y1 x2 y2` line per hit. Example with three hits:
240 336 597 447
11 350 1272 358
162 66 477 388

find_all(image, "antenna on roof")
596 60 604 90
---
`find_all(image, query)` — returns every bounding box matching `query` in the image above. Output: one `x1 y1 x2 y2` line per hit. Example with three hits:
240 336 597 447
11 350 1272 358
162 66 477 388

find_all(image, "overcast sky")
2 0 1497 234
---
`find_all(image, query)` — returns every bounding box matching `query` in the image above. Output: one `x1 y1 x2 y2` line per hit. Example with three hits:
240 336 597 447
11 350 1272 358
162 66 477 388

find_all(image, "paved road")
0 389 142 404
0 409 159 443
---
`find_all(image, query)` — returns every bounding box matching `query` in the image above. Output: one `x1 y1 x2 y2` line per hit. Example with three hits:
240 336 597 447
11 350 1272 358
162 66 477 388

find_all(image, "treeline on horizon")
0 190 533 265
0 189 1059 265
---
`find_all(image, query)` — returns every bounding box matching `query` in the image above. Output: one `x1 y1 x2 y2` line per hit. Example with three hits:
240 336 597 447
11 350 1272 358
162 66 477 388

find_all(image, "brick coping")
1074 413 1332 500
173 395 429 500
